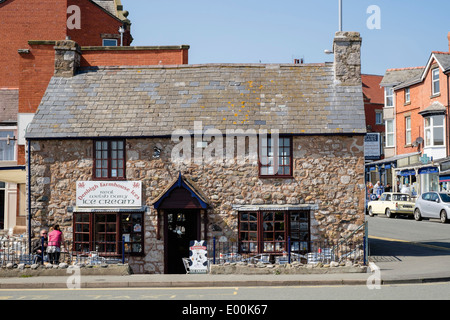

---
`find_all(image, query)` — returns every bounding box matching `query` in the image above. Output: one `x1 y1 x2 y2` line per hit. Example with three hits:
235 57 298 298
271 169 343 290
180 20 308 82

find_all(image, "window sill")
430 93 441 99
259 175 294 179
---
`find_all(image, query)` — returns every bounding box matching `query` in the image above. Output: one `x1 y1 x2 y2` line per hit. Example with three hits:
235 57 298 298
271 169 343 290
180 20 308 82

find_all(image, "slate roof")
26 63 366 139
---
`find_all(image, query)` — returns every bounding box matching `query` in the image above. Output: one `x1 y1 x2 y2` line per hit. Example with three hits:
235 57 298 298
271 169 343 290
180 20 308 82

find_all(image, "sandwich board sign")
188 240 208 274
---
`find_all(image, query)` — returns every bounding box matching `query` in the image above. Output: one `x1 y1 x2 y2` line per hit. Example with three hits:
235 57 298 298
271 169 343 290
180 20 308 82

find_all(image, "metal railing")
208 223 367 266
0 238 130 266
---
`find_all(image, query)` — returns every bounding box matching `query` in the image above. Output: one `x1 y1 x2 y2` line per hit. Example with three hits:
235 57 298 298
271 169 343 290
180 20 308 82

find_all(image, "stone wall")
29 134 365 274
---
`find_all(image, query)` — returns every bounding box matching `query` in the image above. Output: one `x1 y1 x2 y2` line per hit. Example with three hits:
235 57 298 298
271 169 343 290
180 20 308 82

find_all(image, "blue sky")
121 0 450 75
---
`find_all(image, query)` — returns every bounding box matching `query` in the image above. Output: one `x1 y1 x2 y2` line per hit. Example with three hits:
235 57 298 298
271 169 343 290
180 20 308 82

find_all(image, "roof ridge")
432 51 450 55
386 66 425 72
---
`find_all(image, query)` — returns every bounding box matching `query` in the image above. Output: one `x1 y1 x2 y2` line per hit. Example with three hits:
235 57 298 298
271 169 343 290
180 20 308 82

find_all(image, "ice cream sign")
76 181 142 207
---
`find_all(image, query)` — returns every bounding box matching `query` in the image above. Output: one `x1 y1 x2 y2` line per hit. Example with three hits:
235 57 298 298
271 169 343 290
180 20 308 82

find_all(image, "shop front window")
238 210 310 254
73 212 144 256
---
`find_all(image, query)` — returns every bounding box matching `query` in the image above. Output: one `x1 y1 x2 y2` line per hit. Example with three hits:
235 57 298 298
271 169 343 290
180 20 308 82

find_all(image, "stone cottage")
25 32 366 274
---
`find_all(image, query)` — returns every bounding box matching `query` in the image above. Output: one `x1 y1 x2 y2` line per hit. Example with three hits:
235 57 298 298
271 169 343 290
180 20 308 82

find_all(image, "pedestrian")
47 225 65 265
373 181 384 199
32 228 48 264
385 183 392 192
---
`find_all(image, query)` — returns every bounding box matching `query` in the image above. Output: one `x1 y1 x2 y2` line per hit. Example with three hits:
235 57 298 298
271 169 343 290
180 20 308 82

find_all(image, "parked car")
367 192 415 218
414 192 450 223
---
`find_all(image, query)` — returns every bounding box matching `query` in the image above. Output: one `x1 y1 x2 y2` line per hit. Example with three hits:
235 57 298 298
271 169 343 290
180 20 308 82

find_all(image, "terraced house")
25 32 367 274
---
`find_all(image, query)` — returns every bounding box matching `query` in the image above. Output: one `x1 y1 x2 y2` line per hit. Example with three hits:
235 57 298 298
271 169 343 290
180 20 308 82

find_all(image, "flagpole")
339 0 342 31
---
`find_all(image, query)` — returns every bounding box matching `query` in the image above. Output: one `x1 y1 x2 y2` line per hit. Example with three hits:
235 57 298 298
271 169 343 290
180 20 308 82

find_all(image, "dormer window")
432 68 440 96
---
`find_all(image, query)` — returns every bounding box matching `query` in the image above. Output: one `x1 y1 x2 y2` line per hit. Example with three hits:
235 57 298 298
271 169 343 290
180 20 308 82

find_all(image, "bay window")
424 115 444 147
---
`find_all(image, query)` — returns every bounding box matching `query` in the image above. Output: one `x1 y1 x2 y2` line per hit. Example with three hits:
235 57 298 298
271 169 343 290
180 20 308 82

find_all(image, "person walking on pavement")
47 225 65 265
373 181 384 199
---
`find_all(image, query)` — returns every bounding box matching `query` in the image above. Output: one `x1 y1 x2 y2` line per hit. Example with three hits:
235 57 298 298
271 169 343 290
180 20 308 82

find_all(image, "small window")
102 39 118 47
0 131 16 161
375 111 383 125
432 68 440 95
259 136 292 177
405 87 410 103
405 116 411 145
385 87 394 107
94 140 126 179
385 120 395 147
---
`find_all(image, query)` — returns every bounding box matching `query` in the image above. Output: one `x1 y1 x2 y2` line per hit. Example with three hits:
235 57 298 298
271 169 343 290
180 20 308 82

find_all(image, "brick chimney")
333 31 362 85
54 40 81 77
448 32 450 52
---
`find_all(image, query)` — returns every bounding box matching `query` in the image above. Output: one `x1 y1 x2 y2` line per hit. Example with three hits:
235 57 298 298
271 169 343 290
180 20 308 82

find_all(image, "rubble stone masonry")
29 135 365 274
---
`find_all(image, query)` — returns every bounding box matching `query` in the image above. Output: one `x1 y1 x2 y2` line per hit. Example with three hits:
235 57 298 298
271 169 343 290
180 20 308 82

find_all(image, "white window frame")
424 115 445 147
0 127 17 162
385 119 395 148
385 87 394 107
432 68 440 96
405 87 410 104
405 116 411 145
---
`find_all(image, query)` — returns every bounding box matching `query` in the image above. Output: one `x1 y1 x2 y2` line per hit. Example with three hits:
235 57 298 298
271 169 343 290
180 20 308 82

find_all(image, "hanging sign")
188 240 208 274
76 181 142 207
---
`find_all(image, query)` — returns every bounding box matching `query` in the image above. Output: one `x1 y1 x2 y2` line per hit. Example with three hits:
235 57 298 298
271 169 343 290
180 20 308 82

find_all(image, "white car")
367 192 415 218
414 192 450 223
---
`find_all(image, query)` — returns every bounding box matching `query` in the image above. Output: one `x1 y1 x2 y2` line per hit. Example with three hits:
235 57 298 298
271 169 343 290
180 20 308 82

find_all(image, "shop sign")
418 167 438 175
364 133 381 160
76 181 142 207
188 240 208 274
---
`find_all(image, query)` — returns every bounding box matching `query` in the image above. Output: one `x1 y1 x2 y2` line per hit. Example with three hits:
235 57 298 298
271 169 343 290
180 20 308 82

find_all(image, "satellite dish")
415 137 424 144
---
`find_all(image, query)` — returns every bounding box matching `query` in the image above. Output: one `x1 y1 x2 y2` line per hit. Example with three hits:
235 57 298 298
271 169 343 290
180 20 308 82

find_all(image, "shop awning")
0 166 26 184
440 175 450 183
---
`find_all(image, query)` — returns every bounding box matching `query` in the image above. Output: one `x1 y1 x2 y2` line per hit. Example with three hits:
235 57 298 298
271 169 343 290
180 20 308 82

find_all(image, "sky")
120 0 450 76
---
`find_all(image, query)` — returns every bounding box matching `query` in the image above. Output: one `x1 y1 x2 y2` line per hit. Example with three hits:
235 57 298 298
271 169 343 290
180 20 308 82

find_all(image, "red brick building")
378 32 450 195
0 0 133 233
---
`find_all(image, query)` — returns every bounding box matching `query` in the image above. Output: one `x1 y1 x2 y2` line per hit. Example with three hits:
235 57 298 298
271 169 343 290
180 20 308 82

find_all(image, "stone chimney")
333 31 362 85
54 40 81 77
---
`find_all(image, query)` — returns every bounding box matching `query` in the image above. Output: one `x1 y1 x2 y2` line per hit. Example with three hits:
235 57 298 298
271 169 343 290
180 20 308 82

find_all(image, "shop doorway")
165 210 200 274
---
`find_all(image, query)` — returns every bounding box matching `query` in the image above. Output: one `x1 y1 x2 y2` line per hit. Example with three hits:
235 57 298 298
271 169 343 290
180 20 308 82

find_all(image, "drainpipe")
27 139 32 254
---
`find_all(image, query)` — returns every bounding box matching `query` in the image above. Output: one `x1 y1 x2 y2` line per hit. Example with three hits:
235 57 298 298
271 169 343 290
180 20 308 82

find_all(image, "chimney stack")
54 40 81 77
333 31 362 85
448 32 450 52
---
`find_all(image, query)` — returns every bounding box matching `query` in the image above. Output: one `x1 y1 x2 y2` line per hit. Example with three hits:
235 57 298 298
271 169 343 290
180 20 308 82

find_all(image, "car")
414 192 450 223
367 192 415 218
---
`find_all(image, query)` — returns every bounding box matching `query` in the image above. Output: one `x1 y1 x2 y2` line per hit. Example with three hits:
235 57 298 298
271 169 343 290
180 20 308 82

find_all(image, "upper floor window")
259 136 292 177
102 39 118 47
432 68 440 96
94 140 125 179
424 115 444 147
405 116 411 145
0 130 16 161
405 87 410 104
385 87 394 107
375 111 383 125
385 120 395 147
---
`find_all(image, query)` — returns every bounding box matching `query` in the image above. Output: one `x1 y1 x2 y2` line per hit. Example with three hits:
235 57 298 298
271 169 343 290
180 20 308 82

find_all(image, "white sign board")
364 133 381 160
76 181 142 207
188 240 208 274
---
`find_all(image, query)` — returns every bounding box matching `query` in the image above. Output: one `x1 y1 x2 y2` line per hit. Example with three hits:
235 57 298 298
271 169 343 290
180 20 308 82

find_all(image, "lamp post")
119 26 125 46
